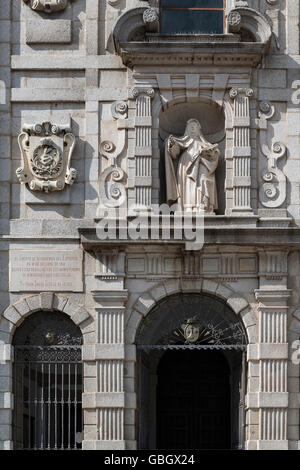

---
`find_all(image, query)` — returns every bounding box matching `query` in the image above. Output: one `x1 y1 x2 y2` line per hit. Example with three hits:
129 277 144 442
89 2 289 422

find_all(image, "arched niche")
158 99 226 214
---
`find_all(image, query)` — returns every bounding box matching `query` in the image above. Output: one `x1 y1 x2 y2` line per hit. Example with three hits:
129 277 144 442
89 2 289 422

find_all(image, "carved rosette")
111 101 128 120
17 121 77 193
227 11 242 32
23 0 68 13
143 8 159 31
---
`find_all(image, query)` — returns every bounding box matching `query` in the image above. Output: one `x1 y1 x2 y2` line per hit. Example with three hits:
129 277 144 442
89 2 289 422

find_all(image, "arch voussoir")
181 279 202 293
129 280 253 345
201 279 218 295
227 295 249 315
0 293 94 342
134 292 156 317
3 306 21 325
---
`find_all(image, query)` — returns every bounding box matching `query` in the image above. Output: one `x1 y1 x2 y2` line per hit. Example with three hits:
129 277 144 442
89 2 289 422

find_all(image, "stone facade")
0 0 300 451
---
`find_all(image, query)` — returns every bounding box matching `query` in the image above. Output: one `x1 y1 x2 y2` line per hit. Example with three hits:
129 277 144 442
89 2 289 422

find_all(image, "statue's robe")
165 133 219 211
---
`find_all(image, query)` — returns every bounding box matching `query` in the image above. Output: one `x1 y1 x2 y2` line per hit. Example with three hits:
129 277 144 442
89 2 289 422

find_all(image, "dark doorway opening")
156 349 231 450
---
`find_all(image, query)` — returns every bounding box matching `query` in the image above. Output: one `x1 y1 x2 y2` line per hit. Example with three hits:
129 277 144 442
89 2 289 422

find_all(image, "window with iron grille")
13 311 83 450
160 0 226 35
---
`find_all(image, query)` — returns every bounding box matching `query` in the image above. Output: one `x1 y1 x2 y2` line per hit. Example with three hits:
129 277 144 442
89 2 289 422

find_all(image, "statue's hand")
168 135 176 146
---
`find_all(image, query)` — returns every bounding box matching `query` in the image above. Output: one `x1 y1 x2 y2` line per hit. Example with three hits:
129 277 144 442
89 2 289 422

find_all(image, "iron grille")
13 345 82 450
138 344 246 351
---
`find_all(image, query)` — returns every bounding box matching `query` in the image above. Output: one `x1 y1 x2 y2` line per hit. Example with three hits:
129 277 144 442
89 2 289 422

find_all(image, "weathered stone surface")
26 20 72 44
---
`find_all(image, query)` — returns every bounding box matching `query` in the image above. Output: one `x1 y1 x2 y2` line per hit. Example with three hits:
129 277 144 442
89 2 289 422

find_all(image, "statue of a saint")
165 119 220 213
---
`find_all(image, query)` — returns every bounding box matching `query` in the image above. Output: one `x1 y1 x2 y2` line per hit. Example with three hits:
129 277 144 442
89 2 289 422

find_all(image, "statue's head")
185 119 202 138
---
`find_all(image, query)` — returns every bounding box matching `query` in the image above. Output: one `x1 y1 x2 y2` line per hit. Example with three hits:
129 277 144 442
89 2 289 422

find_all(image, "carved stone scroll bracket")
257 102 287 209
99 124 127 210
256 101 275 131
259 142 287 209
16 121 77 193
99 166 127 209
23 0 69 13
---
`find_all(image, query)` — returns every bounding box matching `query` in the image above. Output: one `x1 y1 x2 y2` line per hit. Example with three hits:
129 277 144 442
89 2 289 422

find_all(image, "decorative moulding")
17 121 77 193
112 6 272 68
23 0 69 13
227 7 272 47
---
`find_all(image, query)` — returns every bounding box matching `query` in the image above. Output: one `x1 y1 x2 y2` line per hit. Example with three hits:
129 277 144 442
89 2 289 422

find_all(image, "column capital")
229 87 254 99
129 87 155 100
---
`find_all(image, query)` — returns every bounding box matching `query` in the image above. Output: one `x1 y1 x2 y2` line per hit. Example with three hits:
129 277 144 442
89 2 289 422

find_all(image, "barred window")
160 0 225 35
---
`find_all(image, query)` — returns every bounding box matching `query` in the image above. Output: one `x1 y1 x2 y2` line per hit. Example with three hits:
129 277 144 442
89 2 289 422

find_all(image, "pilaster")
128 88 155 212
247 250 291 450
229 88 254 215
82 250 136 450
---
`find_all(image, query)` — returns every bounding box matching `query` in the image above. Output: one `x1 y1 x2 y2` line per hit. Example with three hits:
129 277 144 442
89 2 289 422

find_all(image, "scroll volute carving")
98 102 128 209
257 102 287 208
17 121 77 192
23 0 68 13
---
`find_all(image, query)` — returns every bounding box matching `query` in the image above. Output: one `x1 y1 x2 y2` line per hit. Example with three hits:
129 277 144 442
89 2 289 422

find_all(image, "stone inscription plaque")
10 250 83 292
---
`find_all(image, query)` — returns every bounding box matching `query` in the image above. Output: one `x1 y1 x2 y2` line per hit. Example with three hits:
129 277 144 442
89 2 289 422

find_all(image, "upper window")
160 0 225 35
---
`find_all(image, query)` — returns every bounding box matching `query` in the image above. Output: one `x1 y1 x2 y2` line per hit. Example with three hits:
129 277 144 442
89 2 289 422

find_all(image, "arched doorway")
12 310 83 450
136 293 247 450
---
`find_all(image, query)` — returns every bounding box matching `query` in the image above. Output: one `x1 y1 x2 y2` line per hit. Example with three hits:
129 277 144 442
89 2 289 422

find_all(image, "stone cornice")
121 48 262 68
79 227 300 249
119 42 266 68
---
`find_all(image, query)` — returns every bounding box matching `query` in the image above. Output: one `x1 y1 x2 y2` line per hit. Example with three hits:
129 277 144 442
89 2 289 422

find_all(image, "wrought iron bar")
74 364 77 449
21 364 24 449
28 362 31 449
61 362 64 450
34 363 38 450
138 344 247 351
48 362 51 449
68 363 71 450
13 345 82 450
41 362 44 450
55 362 58 449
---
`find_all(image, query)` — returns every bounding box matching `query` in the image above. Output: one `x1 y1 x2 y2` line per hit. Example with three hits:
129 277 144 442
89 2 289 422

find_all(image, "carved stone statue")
165 119 220 213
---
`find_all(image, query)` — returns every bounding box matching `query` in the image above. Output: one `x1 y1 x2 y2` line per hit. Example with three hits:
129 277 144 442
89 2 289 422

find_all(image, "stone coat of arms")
17 122 77 192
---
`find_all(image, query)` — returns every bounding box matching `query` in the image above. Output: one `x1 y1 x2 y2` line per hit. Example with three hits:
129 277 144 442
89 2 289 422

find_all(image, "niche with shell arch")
158 98 226 215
